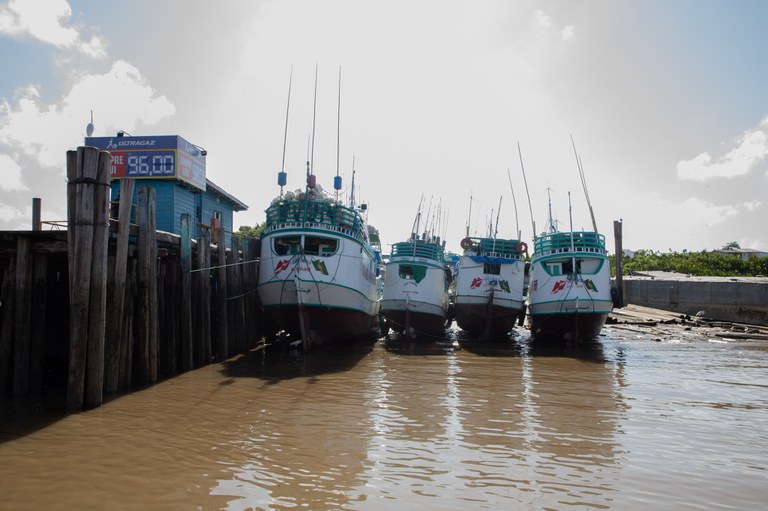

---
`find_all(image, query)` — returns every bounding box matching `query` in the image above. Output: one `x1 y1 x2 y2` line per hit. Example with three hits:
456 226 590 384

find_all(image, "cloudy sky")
1 0 767 253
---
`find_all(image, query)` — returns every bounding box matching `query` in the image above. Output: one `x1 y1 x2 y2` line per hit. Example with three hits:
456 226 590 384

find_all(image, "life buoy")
516 241 528 254
460 237 473 250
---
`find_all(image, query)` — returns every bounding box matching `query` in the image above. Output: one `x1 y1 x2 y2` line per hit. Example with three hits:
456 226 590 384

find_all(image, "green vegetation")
234 223 266 240
610 249 768 277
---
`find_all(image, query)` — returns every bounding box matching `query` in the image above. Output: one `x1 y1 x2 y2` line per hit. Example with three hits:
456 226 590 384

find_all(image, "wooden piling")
613 219 624 308
67 147 99 411
194 235 212 366
215 227 228 361
84 150 110 407
179 214 193 371
13 235 32 396
0 259 16 394
136 186 159 385
32 198 42 231
106 179 135 393
30 253 48 392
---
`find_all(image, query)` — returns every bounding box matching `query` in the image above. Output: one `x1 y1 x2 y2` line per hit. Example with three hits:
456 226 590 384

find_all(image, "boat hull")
257 227 382 345
381 250 449 338
527 231 612 343
529 311 609 342
453 253 525 338
379 306 448 338
454 301 523 338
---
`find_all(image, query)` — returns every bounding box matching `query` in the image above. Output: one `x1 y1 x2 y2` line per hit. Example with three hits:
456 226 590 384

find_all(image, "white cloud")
673 196 739 226
0 152 27 190
561 25 575 41
0 0 106 57
0 60 175 170
677 117 768 181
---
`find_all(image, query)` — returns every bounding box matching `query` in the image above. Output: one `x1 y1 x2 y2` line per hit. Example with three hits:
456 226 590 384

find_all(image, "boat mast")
279 66 293 198
465 194 473 238
518 142 536 239
546 188 557 234
335 67 342 203
568 191 577 277
571 134 598 232
506 167 521 241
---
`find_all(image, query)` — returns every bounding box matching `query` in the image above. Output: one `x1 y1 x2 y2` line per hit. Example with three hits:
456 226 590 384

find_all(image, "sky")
1 0 767 254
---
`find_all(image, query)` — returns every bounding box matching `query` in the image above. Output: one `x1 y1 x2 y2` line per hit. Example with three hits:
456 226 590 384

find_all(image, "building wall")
622 277 768 326
111 180 237 247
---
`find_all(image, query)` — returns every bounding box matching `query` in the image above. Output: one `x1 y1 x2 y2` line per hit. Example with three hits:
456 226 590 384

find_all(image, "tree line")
611 249 767 277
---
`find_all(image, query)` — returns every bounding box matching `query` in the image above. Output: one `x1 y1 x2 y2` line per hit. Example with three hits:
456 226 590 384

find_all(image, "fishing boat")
527 226 612 342
452 190 527 338
381 203 451 339
257 175 382 347
453 236 527 338
524 139 612 342
256 68 382 347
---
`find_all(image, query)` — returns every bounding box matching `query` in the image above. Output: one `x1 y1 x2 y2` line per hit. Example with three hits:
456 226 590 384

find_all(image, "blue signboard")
85 135 207 191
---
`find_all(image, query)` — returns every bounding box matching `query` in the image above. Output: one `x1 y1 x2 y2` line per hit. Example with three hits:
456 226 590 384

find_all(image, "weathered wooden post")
0 265 15 395
106 179 135 393
179 214 193 371
66 146 110 410
194 235 212 366
32 198 42 231
215 226 228 361
136 186 159 385
12 235 31 396
30 252 48 392
85 151 110 406
613 219 625 308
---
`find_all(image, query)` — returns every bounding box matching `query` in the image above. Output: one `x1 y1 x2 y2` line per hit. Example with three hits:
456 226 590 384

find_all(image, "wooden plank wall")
0 148 263 411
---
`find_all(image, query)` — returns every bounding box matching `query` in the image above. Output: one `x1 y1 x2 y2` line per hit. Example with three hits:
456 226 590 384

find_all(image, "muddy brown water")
1 324 767 510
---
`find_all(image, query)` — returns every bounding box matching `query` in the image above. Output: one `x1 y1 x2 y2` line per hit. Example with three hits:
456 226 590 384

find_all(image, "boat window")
547 262 562 276
273 236 301 256
304 236 338 256
399 265 414 279
483 262 501 275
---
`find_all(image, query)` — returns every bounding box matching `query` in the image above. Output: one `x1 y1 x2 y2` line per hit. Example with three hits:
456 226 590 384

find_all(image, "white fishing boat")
525 139 613 342
527 226 612 342
257 175 382 346
381 204 450 339
256 68 382 347
453 235 527 338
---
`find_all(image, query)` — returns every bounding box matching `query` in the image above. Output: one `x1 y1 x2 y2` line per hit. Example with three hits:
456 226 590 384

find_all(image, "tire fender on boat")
460 237 473 250
516 241 528 254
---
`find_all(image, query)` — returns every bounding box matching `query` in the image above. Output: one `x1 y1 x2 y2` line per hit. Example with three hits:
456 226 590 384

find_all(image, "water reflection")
2 328 767 510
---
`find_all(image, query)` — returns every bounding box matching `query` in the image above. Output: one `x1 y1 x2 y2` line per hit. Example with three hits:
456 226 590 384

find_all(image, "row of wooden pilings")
0 146 265 411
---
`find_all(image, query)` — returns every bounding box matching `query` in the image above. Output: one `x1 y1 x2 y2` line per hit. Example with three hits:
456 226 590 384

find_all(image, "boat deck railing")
390 240 445 261
264 200 367 243
464 237 525 259
533 231 607 257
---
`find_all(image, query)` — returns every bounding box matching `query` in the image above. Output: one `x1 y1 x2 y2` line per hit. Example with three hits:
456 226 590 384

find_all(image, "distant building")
85 134 248 247
713 248 768 261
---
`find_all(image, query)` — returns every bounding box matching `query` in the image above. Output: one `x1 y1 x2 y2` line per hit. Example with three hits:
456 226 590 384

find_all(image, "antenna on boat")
506 167 521 241
571 134 598 232
568 191 577 276
465 194 473 238
278 66 293 198
517 142 536 238
494 196 502 239
350 155 356 209
335 66 342 202
309 63 318 190
546 187 557 233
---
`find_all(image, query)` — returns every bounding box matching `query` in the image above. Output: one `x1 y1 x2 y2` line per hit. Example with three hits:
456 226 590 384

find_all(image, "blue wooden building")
85 134 248 247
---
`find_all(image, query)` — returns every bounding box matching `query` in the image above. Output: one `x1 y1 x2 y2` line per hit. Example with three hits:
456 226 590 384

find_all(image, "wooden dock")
0 147 265 411
607 304 768 341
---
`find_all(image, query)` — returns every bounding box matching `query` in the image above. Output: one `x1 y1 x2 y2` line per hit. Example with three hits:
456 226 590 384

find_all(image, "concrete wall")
622 277 768 326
